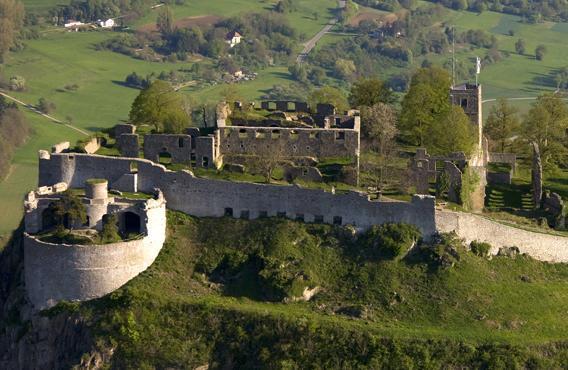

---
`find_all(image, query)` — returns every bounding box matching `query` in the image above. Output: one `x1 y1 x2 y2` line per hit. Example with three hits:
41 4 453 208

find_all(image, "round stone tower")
86 178 108 200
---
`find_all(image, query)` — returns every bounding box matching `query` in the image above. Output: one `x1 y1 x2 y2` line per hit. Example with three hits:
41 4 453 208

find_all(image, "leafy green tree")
399 67 451 146
333 58 357 81
535 44 547 61
0 0 24 61
349 78 395 107
99 214 121 244
156 6 174 37
515 38 525 55
522 93 568 170
485 98 520 152
129 80 189 133
308 86 349 113
52 191 87 230
426 105 476 155
288 64 307 83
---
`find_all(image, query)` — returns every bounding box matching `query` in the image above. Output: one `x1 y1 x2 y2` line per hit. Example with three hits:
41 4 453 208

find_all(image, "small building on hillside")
98 18 115 28
225 31 242 48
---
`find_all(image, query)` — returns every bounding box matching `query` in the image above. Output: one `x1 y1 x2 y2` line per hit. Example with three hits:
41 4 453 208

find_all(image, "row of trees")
486 94 568 172
0 0 25 62
0 96 30 181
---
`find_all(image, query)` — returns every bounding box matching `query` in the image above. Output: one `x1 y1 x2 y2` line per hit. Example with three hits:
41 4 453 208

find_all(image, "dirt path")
0 91 90 136
296 0 346 63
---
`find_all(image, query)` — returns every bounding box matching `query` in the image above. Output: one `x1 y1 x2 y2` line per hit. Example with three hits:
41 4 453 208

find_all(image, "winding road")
296 0 347 64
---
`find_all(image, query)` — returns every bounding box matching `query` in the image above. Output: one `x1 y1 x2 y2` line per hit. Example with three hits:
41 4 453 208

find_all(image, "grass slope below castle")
43 213 568 367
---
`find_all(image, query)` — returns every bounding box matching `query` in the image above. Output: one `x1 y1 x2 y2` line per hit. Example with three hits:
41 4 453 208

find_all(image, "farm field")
134 0 338 38
323 4 568 103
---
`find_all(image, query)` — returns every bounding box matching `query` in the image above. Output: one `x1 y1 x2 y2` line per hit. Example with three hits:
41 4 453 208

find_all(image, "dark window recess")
202 156 209 167
179 138 184 148
277 211 286 218
296 213 304 221
461 98 468 108
224 208 233 217
335 131 345 141
240 210 250 220
333 216 342 225
259 211 268 218
314 215 324 223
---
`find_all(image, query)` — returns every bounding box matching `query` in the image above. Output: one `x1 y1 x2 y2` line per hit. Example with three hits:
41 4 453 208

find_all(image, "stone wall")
36 152 568 262
437 211 568 262
24 193 167 309
38 152 436 236
143 134 192 164
219 126 359 159
117 134 139 158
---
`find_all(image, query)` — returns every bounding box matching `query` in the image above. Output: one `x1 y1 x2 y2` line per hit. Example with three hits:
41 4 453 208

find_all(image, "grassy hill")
41 213 568 368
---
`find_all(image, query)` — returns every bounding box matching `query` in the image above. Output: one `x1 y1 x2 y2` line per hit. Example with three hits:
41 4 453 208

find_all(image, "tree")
8 75 25 91
349 78 395 108
37 98 56 114
308 86 349 113
361 103 398 149
333 58 356 81
360 103 399 192
288 64 308 83
515 38 525 55
156 6 174 37
52 191 87 230
485 98 520 152
522 93 568 170
535 44 547 61
426 105 476 156
247 141 285 183
0 0 24 61
129 80 189 133
399 67 451 146
99 214 121 244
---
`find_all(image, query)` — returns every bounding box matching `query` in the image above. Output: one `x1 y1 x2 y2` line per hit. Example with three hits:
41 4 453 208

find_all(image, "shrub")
99 214 122 244
418 232 463 270
358 223 421 260
470 240 491 257
8 75 26 91
37 98 56 114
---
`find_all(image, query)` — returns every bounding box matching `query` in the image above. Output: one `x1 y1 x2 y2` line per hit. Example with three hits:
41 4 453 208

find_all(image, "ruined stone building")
23 178 166 309
410 84 518 210
114 101 361 185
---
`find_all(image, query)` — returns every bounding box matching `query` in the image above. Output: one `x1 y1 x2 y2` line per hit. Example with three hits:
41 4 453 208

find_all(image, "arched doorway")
158 151 172 165
122 212 141 235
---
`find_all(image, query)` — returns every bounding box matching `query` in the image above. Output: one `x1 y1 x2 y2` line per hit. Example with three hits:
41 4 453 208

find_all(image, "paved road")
296 0 347 64
0 91 90 136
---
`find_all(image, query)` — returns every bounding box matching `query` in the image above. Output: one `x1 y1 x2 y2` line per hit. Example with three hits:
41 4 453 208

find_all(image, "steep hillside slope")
1 213 567 368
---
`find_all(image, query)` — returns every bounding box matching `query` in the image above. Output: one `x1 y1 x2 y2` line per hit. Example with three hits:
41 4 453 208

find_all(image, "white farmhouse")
225 31 242 48
98 18 115 28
